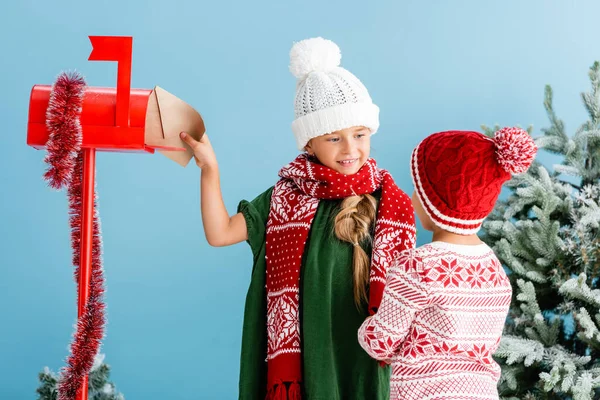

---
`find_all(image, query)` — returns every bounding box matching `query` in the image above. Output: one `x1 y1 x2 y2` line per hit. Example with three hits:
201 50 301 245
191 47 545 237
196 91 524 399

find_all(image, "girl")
180 37 416 399
358 128 537 400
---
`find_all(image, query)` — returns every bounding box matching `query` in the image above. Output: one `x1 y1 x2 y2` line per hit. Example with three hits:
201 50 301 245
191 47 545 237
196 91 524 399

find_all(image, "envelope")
144 86 205 167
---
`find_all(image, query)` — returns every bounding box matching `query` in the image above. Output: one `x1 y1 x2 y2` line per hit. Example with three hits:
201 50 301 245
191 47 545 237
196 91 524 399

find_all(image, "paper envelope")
144 86 205 167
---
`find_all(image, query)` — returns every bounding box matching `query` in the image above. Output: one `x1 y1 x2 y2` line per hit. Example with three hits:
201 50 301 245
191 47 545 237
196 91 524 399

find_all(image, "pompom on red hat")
410 127 537 235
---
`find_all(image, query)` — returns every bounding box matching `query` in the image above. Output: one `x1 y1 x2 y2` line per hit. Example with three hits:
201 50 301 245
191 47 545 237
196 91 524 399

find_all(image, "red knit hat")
410 127 537 235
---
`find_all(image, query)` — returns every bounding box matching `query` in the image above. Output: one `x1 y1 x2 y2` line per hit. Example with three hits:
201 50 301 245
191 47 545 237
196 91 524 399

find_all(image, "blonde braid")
334 194 377 309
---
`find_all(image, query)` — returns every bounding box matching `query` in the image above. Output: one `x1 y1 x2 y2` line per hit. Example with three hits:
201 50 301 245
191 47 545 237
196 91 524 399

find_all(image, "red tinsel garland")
43 71 106 400
43 72 85 189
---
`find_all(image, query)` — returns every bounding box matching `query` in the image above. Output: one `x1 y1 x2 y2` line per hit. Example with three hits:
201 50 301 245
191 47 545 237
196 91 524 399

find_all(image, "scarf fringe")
288 381 301 400
266 381 301 400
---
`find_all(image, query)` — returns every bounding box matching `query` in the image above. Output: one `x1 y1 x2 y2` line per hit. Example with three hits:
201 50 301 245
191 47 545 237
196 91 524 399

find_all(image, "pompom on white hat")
289 37 380 150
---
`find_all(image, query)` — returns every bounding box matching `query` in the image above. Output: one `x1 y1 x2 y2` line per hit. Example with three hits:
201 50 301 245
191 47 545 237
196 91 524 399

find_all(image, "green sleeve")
237 186 274 257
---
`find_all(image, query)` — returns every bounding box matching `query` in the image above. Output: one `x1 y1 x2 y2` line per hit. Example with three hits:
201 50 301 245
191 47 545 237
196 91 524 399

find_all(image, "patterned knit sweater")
358 241 512 400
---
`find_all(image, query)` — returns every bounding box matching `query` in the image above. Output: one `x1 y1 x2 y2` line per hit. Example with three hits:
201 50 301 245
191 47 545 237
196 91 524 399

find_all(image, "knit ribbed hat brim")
292 102 379 150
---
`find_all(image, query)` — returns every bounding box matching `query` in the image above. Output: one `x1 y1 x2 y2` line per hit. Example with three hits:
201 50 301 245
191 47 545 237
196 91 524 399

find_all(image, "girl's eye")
356 134 366 138
328 137 340 142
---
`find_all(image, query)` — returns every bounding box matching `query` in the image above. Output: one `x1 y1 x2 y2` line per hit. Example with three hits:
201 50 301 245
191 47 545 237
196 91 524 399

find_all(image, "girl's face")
412 191 435 231
305 126 371 175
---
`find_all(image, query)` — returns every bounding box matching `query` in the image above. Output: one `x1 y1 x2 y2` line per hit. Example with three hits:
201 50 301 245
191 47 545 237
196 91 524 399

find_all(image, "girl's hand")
180 131 248 246
180 132 218 170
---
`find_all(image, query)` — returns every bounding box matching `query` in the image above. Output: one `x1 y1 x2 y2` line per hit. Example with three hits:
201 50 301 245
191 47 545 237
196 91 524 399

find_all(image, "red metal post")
75 147 96 400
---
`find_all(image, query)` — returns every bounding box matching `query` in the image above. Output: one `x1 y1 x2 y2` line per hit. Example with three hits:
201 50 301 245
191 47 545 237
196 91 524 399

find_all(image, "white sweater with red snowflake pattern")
358 241 512 400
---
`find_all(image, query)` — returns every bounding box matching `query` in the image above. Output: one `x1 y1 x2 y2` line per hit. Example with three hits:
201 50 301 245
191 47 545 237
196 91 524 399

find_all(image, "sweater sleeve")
358 249 430 362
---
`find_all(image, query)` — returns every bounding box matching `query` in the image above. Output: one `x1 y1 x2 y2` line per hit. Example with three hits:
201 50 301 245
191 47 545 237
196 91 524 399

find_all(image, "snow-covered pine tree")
36 354 124 400
481 62 600 400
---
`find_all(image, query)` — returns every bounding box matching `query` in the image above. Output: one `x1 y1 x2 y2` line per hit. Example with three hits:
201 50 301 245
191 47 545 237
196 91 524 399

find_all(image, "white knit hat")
290 37 380 150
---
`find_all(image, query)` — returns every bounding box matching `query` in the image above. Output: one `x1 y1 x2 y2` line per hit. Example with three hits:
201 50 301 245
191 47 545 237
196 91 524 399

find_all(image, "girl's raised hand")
180 132 218 170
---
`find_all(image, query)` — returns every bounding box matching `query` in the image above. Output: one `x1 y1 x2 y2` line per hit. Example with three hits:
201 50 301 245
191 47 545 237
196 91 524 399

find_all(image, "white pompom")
289 37 341 80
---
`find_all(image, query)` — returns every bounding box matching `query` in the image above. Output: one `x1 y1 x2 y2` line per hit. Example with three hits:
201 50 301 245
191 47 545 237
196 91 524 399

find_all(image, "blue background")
1 0 597 398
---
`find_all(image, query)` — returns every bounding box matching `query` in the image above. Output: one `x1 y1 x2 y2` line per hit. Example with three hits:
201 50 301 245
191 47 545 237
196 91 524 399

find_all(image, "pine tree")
481 62 600 400
36 354 124 400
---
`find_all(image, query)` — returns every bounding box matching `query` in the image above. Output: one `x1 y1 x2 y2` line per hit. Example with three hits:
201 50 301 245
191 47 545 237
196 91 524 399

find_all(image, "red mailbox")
28 36 205 164
27 36 204 400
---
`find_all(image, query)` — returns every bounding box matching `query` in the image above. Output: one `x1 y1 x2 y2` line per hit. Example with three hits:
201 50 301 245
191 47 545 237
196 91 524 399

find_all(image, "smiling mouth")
337 159 358 167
